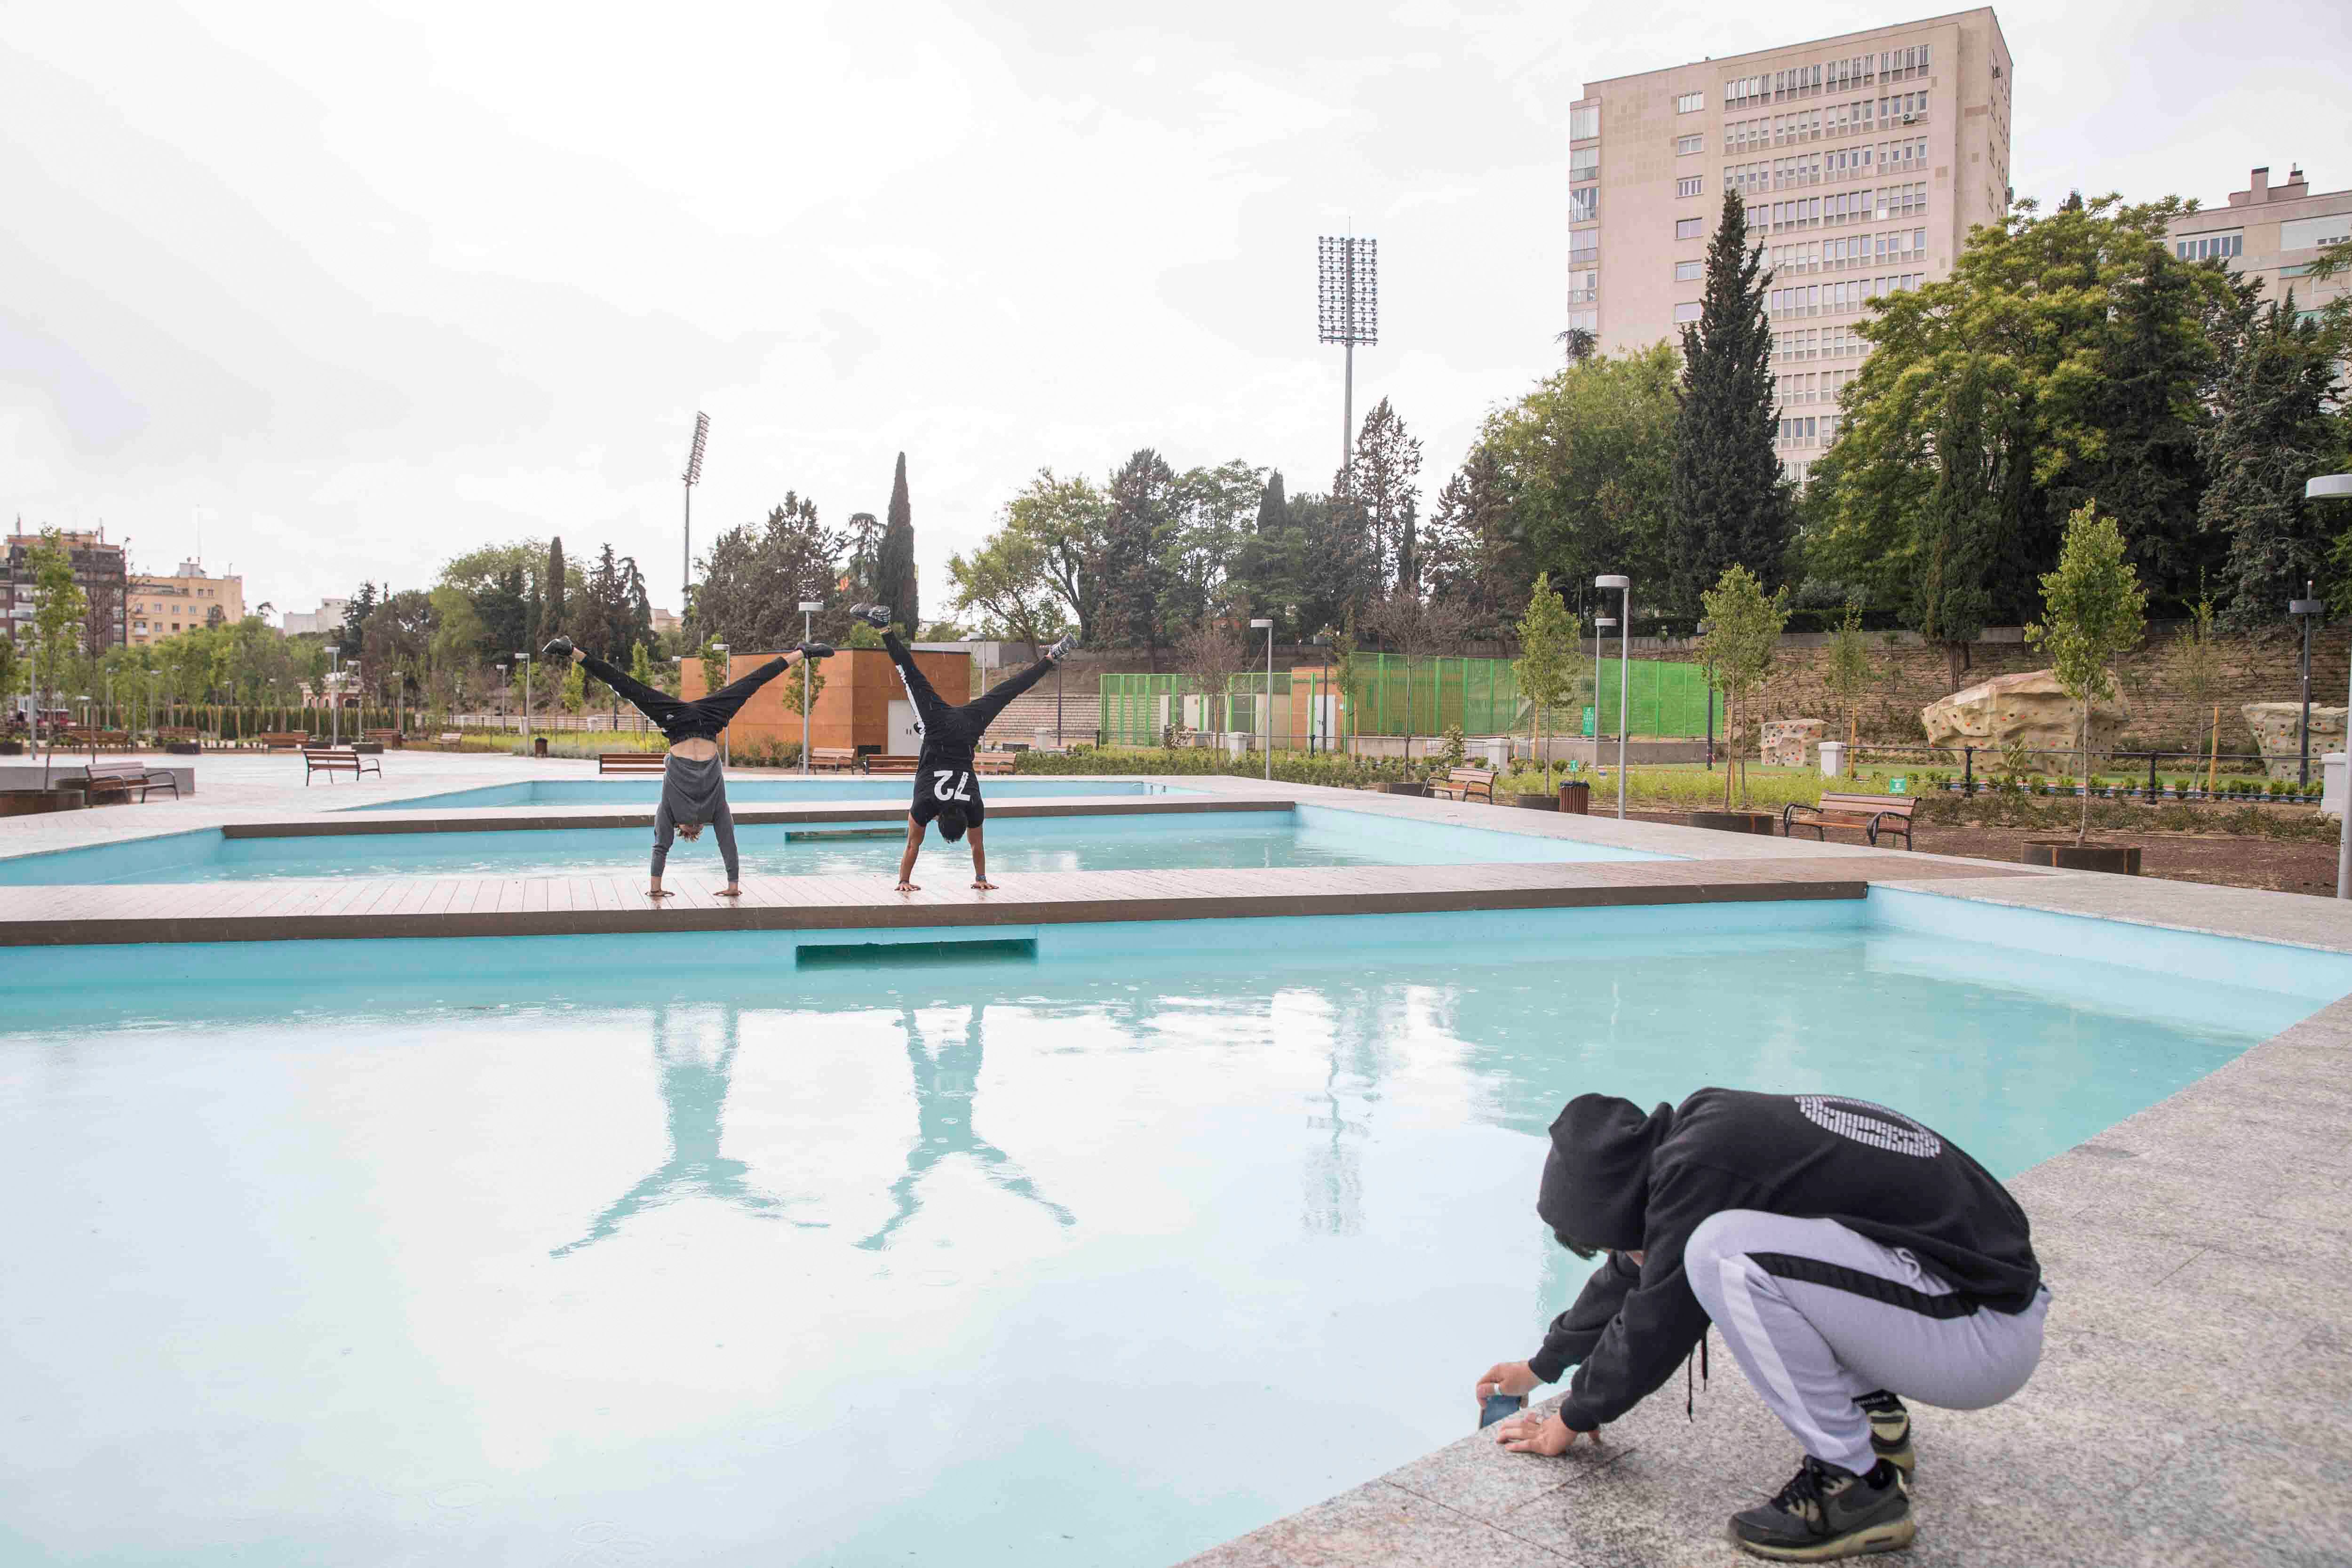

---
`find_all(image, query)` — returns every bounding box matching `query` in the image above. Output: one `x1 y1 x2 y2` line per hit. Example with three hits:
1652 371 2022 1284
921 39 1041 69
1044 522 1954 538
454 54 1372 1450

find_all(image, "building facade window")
1675 216 1704 239
1675 91 1704 113
1570 187 1599 223
1569 231 1600 264
2282 215 2350 251
1673 301 1702 323
1676 134 1703 155
1675 259 1703 281
1677 176 1703 198
1565 309 1597 333
1568 105 1599 140
1570 147 1599 181
2175 232 2243 261
1566 269 1598 304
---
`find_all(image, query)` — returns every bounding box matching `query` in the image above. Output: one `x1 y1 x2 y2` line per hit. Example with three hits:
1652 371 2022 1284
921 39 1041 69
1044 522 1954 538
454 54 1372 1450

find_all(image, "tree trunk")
2077 702 2090 846
1723 695 1735 812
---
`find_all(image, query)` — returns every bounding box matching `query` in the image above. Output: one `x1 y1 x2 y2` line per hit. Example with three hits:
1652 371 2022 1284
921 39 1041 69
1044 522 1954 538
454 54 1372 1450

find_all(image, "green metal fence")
1101 653 1716 746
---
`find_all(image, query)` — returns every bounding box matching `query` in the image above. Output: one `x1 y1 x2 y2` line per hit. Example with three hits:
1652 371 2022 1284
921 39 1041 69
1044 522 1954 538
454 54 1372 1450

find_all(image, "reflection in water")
857 1005 1075 1251
551 1005 825 1257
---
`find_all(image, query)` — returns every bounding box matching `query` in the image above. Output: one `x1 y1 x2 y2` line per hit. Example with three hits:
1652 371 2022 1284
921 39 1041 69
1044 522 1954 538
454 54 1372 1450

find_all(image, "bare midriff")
669 738 719 762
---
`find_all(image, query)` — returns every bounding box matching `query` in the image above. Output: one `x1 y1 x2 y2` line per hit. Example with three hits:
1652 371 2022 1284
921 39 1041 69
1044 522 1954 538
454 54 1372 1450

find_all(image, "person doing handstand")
541 635 832 900
848 605 1072 892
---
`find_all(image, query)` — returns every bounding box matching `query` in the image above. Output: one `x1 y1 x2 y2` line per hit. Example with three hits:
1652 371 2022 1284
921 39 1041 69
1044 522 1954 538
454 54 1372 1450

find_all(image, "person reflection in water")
552 1007 824 1257
857 1004 1074 1250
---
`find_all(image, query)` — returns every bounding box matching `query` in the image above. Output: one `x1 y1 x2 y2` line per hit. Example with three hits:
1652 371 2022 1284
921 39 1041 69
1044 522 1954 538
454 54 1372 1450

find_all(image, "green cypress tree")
874 453 919 633
2202 294 2346 624
544 536 566 637
1671 189 1790 613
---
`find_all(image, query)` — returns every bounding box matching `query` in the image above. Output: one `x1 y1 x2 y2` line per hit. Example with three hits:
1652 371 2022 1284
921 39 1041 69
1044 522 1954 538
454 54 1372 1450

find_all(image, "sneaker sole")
1874 1438 1915 1477
1731 1514 1916 1561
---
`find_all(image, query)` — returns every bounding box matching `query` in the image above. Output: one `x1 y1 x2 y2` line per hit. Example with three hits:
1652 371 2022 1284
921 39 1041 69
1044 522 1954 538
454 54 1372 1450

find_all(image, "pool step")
785 828 905 842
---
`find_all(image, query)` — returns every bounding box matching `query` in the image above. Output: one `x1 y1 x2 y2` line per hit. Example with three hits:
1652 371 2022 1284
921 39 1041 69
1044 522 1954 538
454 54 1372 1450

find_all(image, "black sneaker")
1858 1391 1914 1477
1729 1457 1914 1561
797 641 836 660
1048 633 1077 661
849 604 892 629
540 636 574 660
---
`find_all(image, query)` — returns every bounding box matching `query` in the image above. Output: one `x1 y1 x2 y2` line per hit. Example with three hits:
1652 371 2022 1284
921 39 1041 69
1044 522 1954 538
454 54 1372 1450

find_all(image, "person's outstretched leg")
574 648 691 732
877 627 954 732
694 655 794 732
959 642 1066 732
648 800 677 899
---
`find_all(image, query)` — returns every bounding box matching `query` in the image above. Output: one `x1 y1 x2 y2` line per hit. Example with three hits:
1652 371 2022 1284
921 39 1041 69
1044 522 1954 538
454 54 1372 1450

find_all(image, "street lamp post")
515 651 532 752
2304 474 2352 897
1595 575 1631 819
799 602 823 774
1251 619 1275 780
2291 581 2324 787
494 663 507 736
325 646 341 747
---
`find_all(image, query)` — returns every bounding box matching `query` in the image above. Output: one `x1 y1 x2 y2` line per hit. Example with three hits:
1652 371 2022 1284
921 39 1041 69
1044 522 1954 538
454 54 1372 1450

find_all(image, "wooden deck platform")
232 793 1271 838
0 854 2022 948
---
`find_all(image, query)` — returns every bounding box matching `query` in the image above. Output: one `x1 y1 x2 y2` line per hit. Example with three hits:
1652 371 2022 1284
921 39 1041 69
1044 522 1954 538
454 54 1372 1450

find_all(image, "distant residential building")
282 597 350 637
128 560 246 646
1568 7 2014 482
5 527 127 653
650 607 681 638
2168 165 2351 320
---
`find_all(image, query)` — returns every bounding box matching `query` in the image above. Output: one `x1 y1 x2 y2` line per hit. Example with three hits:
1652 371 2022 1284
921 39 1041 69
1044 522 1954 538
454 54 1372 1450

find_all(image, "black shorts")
910 765 986 827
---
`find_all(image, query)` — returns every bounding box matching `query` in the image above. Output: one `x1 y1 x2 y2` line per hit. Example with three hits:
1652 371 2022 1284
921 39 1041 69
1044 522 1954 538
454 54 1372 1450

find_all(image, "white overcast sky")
4 2 2346 625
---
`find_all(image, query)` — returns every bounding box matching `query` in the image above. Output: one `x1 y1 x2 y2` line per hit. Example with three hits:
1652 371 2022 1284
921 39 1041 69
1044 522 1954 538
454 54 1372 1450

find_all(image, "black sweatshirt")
1527 1089 2041 1433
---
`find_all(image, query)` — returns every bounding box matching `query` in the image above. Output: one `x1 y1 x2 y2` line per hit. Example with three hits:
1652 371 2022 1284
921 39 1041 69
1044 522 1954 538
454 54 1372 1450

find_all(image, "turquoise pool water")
4 893 2344 1567
351 777 1185 811
0 805 1661 884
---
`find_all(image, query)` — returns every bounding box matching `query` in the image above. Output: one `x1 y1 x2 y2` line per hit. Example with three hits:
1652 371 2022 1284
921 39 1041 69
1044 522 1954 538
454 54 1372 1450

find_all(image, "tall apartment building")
4 528 127 655
127 559 247 646
281 597 350 637
1568 8 2012 480
2168 164 2351 319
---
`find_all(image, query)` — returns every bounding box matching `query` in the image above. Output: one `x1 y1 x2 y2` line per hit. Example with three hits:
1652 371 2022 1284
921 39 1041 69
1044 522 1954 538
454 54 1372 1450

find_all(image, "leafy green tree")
1001 469 1110 643
948 524 1064 649
1477 344 1681 618
2199 294 2347 623
694 496 845 648
1699 564 1790 809
338 581 379 654
2167 590 2224 758
1161 459 1266 635
544 537 567 637
1232 470 1305 634
1512 573 1582 791
1809 195 2236 629
2026 504 2147 843
875 453 919 632
1825 602 1873 746
1342 398 1422 591
1421 444 1521 626
560 659 585 713
1672 189 1791 609
1102 447 1179 667
698 638 727 700
25 531 85 764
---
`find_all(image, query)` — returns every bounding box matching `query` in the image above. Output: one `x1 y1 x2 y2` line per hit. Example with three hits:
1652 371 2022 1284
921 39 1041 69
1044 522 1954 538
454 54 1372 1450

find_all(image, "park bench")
810 747 860 772
158 727 199 741
976 751 1017 775
1428 766 1498 804
365 729 404 748
254 732 310 750
438 731 463 744
599 752 668 775
80 761 181 802
864 754 920 773
1782 791 1916 850
302 748 381 784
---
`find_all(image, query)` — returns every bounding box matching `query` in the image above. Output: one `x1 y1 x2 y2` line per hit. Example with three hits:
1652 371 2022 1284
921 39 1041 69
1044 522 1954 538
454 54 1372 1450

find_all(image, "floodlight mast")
1317 235 1379 480
682 411 710 618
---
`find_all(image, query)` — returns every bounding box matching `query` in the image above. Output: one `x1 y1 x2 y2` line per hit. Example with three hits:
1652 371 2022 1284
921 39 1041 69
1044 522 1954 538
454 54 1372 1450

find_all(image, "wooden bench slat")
1428 766 1498 804
1783 792 1915 849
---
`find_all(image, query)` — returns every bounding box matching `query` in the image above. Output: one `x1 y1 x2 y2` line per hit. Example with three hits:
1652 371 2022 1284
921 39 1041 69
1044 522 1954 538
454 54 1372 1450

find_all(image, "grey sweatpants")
1685 1210 2050 1473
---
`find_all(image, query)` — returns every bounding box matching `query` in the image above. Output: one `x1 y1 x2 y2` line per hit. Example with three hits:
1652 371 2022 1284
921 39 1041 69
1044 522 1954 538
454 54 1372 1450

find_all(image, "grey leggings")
1685 1210 2050 1472
652 798 739 882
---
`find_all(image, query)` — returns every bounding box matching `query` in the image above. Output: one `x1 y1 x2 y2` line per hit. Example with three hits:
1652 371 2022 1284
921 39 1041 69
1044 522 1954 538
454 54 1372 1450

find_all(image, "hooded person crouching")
1475 1090 2049 1561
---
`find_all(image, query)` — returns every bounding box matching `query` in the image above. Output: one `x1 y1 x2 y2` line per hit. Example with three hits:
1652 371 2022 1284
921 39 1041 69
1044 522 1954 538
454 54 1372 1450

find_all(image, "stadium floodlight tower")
1317 234 1378 478
681 411 710 613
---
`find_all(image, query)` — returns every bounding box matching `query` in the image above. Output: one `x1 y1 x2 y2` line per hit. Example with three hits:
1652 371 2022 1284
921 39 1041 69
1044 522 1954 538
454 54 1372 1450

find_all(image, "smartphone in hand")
1480 1393 1527 1429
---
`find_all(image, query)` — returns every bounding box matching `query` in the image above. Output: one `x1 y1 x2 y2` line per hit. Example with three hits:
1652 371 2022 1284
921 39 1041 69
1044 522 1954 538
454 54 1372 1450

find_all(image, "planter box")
0 741 21 756
1681 811 1779 835
351 741 385 756
0 788 89 817
1378 781 1427 796
164 741 200 756
2021 841 2141 876
1500 794 1558 811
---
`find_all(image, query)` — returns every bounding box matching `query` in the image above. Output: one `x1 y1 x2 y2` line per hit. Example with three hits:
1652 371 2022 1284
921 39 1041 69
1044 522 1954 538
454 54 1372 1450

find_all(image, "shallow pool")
0 805 1662 884
5 894 2343 1566
350 777 1186 811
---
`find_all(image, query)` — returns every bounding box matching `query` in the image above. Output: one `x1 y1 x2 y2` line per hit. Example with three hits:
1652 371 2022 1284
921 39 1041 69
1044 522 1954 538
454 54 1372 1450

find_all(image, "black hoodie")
1527 1088 2041 1433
